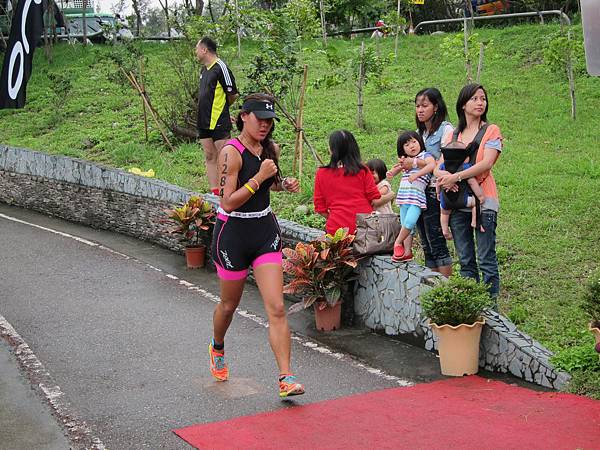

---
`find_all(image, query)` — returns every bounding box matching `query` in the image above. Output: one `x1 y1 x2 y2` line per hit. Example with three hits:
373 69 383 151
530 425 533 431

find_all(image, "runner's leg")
253 264 291 374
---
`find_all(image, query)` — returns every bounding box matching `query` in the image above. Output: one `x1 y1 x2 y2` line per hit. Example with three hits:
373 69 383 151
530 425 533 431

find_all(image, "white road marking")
0 315 107 450
0 213 99 246
0 213 414 388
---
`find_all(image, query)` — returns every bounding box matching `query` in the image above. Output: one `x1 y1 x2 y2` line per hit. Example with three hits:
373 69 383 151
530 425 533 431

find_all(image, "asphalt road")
1 204 446 449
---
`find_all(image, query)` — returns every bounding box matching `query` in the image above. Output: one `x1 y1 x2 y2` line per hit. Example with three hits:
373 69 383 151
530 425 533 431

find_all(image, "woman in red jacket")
314 130 381 235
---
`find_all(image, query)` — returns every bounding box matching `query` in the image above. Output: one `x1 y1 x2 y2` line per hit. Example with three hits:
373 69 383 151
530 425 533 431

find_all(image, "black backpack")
439 124 489 225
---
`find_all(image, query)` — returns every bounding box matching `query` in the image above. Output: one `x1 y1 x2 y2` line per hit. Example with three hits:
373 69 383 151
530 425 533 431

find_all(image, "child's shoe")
399 252 414 261
392 244 405 262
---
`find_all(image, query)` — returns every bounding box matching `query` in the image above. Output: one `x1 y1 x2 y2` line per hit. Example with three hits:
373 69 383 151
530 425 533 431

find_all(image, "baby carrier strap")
440 124 489 229
466 123 489 164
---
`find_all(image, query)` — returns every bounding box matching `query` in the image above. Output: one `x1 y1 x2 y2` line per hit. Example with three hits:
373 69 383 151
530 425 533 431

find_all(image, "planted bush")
421 275 494 327
166 196 215 247
283 228 358 313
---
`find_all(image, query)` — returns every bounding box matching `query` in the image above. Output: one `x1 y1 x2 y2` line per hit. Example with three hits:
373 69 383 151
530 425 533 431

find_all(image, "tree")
132 0 151 36
158 0 171 37
111 0 127 16
144 7 167 36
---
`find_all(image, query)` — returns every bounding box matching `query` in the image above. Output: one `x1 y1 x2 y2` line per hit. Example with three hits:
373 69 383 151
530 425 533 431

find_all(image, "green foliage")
283 228 358 311
551 344 599 372
183 15 220 44
440 32 493 64
381 10 407 30
564 369 600 400
100 42 146 89
246 41 302 99
312 47 348 89
352 45 393 85
583 269 600 323
47 72 72 109
543 30 587 79
282 0 321 40
420 275 494 327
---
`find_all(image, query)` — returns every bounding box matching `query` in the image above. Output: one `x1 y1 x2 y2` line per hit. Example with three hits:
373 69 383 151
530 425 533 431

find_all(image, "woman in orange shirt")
436 84 503 300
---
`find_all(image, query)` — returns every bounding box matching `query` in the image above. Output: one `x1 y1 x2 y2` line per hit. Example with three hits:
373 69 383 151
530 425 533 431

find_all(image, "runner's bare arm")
217 145 245 213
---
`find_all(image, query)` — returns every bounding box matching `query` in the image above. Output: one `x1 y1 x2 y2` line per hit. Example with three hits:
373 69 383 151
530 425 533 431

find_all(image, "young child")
387 131 436 262
366 159 395 214
437 156 485 240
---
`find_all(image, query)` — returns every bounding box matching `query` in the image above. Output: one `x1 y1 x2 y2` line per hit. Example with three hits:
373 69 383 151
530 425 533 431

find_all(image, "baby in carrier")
438 129 487 240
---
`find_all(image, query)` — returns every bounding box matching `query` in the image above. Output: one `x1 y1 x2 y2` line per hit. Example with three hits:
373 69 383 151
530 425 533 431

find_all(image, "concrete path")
1 204 576 449
0 204 440 449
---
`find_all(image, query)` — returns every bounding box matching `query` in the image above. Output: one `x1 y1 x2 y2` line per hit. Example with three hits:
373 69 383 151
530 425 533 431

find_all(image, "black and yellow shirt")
197 59 238 131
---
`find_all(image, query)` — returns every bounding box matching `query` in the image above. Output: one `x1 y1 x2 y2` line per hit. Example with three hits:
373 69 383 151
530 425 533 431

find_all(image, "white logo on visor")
266 103 273 110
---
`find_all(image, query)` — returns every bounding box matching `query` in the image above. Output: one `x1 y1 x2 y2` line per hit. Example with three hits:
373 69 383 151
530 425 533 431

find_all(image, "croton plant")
166 196 215 247
283 228 358 313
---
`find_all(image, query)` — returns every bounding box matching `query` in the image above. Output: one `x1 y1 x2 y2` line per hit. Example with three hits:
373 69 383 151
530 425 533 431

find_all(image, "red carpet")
174 376 600 450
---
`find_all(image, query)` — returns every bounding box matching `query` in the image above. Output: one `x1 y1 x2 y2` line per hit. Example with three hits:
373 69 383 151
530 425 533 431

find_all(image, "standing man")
195 36 238 195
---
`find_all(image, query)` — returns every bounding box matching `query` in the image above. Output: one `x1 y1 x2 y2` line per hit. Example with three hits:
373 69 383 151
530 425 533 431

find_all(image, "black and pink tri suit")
211 138 283 280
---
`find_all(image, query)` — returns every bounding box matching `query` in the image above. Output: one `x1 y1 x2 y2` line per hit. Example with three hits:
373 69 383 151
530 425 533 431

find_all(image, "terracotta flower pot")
589 322 600 359
430 319 485 377
185 245 206 269
314 301 342 332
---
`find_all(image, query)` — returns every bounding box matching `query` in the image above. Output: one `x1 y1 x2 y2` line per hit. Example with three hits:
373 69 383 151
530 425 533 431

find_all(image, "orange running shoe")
208 340 229 381
279 375 305 398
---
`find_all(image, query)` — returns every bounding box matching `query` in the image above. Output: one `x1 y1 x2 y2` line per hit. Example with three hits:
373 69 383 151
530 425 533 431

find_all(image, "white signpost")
581 0 600 76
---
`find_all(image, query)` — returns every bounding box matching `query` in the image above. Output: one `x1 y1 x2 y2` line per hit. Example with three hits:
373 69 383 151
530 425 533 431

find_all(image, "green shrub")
421 275 494 327
583 269 600 325
565 369 600 400
552 344 599 373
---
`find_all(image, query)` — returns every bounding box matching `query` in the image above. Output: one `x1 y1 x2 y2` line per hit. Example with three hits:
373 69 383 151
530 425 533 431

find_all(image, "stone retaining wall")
0 146 321 252
354 255 571 389
0 145 569 389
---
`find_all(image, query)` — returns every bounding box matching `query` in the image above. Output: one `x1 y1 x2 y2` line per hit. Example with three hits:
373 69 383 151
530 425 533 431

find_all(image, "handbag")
353 212 401 256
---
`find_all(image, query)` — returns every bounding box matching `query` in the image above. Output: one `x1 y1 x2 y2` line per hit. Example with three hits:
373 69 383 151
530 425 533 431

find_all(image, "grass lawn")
1 21 599 396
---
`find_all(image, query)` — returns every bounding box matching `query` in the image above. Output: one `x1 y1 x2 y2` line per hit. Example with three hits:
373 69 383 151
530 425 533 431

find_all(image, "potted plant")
166 196 215 269
420 275 494 376
583 269 600 358
283 228 358 331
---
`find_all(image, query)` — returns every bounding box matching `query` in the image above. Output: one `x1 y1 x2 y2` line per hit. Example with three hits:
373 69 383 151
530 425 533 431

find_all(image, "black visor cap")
242 100 279 121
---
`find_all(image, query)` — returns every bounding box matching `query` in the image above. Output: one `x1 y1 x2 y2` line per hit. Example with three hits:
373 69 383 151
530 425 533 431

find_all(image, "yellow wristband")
244 183 256 195
248 178 260 190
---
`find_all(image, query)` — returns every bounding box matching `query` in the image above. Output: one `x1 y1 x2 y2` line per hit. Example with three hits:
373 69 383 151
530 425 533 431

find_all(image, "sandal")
392 245 405 262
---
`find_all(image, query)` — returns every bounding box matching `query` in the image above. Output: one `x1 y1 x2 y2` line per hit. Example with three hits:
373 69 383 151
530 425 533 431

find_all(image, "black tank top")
227 138 274 213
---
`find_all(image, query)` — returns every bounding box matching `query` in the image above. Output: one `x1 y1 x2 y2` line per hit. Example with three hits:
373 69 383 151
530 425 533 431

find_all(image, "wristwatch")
457 173 462 182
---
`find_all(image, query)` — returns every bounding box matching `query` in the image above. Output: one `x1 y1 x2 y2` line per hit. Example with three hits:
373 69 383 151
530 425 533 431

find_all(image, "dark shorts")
211 212 282 280
198 128 231 141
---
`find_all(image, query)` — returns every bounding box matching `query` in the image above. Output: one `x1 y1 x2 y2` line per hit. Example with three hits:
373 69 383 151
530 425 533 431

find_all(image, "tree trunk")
476 42 484 82
221 0 230 16
394 0 400 59
462 5 471 82
234 0 241 57
159 0 170 37
132 0 142 36
195 0 204 15
82 0 87 46
319 0 327 45
561 19 576 120
208 0 215 22
357 41 366 130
